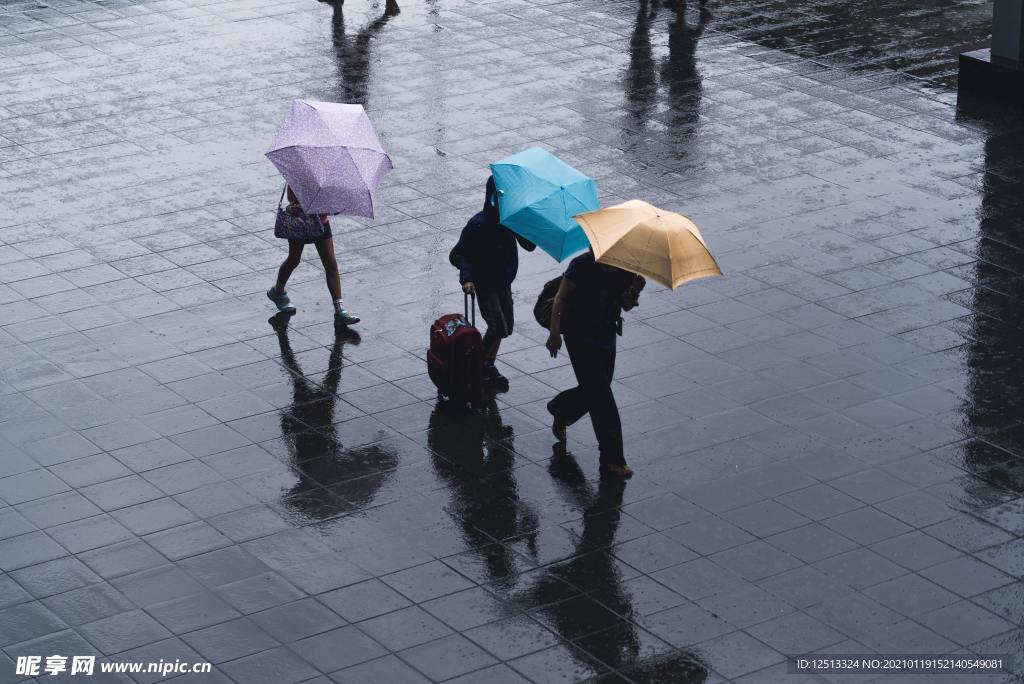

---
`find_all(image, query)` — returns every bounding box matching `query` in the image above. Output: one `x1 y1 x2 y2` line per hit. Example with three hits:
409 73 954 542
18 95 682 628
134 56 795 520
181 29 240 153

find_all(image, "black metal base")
958 48 1024 104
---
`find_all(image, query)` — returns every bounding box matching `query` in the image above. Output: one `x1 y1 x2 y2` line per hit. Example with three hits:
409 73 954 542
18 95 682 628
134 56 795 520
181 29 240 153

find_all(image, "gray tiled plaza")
1 0 1023 682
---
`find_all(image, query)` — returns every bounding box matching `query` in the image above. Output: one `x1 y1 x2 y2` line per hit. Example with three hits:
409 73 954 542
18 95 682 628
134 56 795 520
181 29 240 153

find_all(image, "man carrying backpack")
544 251 646 479
451 177 536 390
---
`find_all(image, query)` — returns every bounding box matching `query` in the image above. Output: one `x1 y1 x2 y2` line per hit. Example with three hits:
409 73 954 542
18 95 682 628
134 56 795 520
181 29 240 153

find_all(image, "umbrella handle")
464 291 476 327
277 184 288 209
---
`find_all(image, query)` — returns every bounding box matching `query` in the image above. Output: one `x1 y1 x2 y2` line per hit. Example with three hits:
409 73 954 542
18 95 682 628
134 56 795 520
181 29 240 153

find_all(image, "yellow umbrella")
573 200 722 289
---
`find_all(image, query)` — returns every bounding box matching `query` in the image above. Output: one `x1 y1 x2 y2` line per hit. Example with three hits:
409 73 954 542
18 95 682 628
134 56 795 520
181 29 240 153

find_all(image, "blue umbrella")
489 147 599 262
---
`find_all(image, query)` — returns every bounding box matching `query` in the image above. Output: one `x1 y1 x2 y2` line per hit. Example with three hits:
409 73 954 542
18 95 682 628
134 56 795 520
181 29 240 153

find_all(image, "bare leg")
276 241 305 290
483 333 501 367
313 237 342 302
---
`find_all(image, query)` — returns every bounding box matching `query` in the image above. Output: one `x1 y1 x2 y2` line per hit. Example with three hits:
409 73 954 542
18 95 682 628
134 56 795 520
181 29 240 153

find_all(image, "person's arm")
515 234 536 252
285 186 328 223
546 277 576 358
453 225 476 293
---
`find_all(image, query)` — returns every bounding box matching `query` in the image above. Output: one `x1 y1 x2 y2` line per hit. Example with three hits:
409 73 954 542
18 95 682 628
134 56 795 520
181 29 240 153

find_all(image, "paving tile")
330 655 432 684
381 559 475 603
777 484 863 519
78 609 171 655
14 491 100 529
917 600 1016 647
758 566 854 609
696 585 795 630
0 469 69 505
398 633 498 681
143 521 231 561
220 646 319 684
464 615 560 662
508 643 608 684
9 556 100 599
765 523 858 563
978 539 1024 579
0 602 66 647
317 577 412 623
49 514 134 554
290 626 387 673
918 555 1016 597
805 594 904 640
621 493 703 530
871 531 961 571
444 664 533 684
181 617 280 663
0 575 31 611
710 541 803 582
650 558 748 601
250 598 345 643
110 497 198 536
640 602 734 647
421 586 514 632
973 583 1024 626
41 583 135 627
863 573 960 616
78 540 166 580
821 506 913 545
813 547 907 589
358 605 454 652
0 531 67 572
695 631 786 679
612 532 699 573
719 500 813 537
664 515 757 556
746 610 846 654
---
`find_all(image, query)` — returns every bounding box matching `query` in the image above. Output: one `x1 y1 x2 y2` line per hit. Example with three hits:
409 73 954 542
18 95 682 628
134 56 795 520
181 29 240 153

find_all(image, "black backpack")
533 276 562 330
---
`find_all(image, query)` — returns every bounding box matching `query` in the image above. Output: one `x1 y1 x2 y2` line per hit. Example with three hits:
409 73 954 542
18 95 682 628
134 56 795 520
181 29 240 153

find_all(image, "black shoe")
484 365 509 389
268 312 293 332
600 464 634 479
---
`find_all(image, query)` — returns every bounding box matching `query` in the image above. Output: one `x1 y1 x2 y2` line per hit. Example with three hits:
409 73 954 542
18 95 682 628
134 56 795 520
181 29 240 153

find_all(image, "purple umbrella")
266 100 393 218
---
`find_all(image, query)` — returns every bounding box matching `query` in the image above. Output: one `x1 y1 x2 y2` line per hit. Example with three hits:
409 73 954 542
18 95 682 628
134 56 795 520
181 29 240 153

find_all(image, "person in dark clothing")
451 177 536 388
545 251 645 479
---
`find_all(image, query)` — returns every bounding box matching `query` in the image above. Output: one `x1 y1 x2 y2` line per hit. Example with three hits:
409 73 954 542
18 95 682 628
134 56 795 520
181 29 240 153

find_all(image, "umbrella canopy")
489 147 598 262
266 99 393 217
573 200 722 289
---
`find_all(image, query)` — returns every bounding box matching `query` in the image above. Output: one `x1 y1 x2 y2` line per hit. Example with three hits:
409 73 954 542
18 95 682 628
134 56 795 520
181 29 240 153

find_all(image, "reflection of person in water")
662 1 711 132
427 400 538 585
321 0 400 105
530 451 637 664
525 448 708 681
623 0 659 148
272 314 397 521
963 119 1024 491
622 0 710 165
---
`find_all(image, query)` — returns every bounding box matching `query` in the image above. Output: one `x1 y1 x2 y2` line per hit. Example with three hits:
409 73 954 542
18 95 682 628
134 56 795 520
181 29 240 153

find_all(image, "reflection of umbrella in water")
271 315 398 522
574 200 722 289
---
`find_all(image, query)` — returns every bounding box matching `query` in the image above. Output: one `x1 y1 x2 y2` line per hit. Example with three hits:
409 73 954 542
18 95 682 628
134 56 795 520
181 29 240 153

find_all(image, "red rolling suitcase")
428 293 484 407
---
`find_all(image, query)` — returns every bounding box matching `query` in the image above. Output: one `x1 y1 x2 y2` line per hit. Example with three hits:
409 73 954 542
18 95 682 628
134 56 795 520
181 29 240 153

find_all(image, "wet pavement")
1 0 1023 682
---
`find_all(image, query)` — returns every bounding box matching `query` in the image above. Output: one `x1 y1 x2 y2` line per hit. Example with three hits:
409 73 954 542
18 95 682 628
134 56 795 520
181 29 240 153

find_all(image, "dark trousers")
548 335 625 466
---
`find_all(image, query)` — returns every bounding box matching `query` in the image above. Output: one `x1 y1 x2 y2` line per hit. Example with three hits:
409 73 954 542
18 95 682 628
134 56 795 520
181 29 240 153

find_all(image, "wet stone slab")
0 0 1023 682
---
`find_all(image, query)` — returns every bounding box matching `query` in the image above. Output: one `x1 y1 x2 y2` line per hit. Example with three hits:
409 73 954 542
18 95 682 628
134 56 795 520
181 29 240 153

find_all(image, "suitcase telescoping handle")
464 291 476 327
